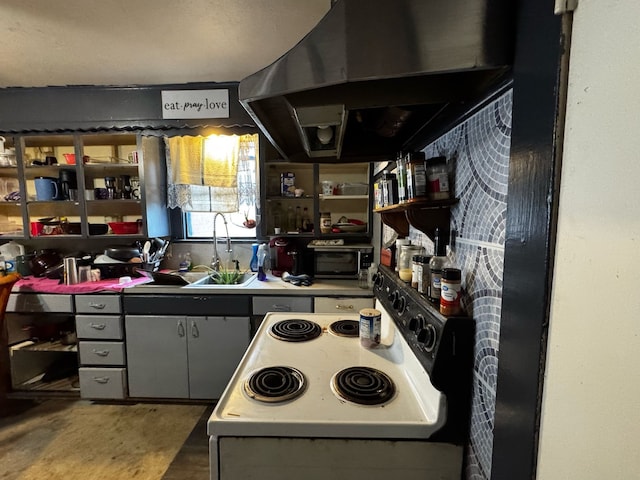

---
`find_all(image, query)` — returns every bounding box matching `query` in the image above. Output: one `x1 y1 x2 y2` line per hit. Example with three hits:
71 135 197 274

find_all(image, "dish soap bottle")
257 243 268 281
179 252 192 272
249 243 259 272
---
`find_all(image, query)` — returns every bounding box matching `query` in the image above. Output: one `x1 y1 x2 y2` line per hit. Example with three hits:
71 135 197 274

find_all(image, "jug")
34 177 59 201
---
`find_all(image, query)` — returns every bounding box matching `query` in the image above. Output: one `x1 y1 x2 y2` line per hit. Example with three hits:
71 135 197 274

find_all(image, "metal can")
359 308 381 348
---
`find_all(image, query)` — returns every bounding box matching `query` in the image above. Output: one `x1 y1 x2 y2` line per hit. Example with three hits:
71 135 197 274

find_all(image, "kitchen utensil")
151 271 190 285
64 257 78 284
62 153 89 165
34 177 59 201
333 223 367 232
108 221 139 234
104 245 140 261
78 265 92 283
61 222 82 235
142 241 151 262
88 223 109 235
30 250 62 277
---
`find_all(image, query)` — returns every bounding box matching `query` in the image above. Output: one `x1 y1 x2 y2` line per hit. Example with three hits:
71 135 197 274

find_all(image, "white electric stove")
208 266 474 480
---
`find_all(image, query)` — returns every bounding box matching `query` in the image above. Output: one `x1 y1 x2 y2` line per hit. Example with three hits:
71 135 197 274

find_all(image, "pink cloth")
14 276 153 294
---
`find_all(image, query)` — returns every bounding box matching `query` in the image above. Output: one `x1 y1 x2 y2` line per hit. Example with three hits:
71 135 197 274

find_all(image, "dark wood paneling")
0 82 255 133
491 0 566 478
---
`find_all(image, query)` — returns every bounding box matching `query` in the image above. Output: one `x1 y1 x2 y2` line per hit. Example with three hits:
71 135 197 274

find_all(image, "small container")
411 254 426 290
359 308 381 348
358 269 369 289
406 151 428 201
394 239 410 272
396 152 408 203
440 268 462 316
398 245 422 283
416 255 432 295
320 212 332 234
426 156 451 200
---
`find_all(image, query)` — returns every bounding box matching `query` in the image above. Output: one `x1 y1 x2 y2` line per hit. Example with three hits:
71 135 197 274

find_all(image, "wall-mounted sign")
161 89 230 119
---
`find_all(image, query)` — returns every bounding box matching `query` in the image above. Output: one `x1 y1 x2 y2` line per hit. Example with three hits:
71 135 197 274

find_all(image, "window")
181 134 259 239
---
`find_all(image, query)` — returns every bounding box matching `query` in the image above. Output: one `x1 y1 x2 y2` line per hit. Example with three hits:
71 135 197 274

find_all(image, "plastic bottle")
428 228 450 304
249 243 259 272
440 268 462 316
0 241 24 274
178 252 192 272
257 243 268 281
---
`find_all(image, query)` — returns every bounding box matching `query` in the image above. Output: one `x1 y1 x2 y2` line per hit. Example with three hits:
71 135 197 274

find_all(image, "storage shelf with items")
374 198 459 241
4 133 169 239
260 151 372 238
0 136 24 237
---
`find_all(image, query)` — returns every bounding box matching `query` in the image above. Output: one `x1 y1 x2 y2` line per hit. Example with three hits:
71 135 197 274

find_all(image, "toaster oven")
308 243 373 279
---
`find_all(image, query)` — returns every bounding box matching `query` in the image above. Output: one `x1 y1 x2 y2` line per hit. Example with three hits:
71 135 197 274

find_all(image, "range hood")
239 0 514 163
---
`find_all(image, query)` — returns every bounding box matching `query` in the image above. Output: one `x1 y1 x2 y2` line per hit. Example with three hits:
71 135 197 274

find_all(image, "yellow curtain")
203 134 240 188
167 136 203 185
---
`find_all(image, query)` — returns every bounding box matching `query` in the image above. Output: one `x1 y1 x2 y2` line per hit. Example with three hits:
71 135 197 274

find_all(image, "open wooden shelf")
374 198 459 240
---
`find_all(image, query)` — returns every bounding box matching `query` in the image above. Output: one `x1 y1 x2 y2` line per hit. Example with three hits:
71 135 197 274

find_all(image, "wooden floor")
0 398 213 480
162 404 213 480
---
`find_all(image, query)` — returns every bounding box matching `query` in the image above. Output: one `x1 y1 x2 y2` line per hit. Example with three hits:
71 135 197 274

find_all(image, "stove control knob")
388 290 398 303
417 324 437 352
373 272 384 287
394 295 406 314
409 314 424 332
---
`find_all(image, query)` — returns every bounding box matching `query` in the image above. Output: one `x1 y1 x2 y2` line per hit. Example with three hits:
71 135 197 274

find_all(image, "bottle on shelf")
396 151 408 204
295 206 302 231
287 206 295 232
428 228 450 304
302 207 311 232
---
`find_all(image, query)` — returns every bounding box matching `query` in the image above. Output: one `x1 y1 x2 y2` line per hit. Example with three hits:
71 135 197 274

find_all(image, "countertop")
10 273 373 297
127 273 373 296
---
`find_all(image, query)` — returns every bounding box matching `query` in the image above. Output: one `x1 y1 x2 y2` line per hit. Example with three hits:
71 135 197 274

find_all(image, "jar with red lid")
440 268 462 316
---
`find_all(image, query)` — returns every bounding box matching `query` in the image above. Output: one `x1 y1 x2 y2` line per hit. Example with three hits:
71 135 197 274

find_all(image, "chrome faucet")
211 212 233 271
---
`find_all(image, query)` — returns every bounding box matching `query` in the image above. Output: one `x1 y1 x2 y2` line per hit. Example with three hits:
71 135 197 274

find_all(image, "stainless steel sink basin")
185 272 257 288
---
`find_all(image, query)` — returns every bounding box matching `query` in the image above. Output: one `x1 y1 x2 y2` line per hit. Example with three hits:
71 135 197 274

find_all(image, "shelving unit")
374 198 459 240
261 159 372 239
0 133 169 239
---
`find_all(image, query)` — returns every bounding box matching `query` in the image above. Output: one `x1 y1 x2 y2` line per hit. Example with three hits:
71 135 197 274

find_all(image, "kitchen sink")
184 271 257 288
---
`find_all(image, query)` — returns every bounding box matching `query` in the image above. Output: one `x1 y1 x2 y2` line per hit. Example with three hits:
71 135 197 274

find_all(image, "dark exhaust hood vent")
239 0 514 163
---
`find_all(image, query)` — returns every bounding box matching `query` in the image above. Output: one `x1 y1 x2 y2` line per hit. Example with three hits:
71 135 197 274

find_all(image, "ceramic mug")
34 177 59 201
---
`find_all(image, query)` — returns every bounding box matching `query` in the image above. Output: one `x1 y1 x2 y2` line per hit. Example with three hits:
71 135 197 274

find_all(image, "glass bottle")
428 228 450 304
399 245 422 283
396 151 408 203
302 207 311 232
295 206 302 231
287 206 295 232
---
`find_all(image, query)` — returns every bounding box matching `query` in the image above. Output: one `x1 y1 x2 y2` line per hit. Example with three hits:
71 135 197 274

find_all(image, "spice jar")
412 255 431 294
426 156 451 200
398 245 422 283
440 268 462 316
406 151 428 202
320 212 332 234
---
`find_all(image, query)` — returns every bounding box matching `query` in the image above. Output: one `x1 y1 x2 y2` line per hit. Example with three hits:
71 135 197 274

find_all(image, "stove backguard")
373 265 474 443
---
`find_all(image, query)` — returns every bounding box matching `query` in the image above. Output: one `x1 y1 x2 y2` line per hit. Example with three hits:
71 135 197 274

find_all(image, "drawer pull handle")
272 304 291 311
177 320 185 337
89 323 106 330
191 320 200 338
92 349 110 357
93 377 110 384
336 304 354 310
89 303 106 309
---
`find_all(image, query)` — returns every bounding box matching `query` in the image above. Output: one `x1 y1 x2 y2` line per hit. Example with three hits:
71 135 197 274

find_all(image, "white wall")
537 1 640 478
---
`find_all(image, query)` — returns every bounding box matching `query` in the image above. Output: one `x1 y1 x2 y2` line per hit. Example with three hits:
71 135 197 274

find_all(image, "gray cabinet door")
187 316 249 400
125 315 188 398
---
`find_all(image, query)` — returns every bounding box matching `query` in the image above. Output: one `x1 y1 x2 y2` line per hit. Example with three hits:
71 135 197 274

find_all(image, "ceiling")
0 0 331 89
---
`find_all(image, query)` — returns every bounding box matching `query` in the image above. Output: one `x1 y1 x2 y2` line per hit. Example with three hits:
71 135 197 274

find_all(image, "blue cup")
35 177 59 201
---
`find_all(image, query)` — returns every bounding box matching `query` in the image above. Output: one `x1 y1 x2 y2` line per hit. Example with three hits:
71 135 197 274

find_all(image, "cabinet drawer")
252 296 313 315
314 297 374 313
76 315 123 340
75 295 121 314
7 293 73 313
79 341 126 366
79 367 127 399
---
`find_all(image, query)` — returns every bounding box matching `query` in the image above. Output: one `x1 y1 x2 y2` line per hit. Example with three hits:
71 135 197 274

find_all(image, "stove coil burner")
328 320 360 337
332 367 396 406
269 319 322 342
244 366 306 403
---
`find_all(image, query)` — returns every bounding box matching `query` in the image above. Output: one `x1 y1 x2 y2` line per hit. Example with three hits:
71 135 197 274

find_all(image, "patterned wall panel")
408 90 512 480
